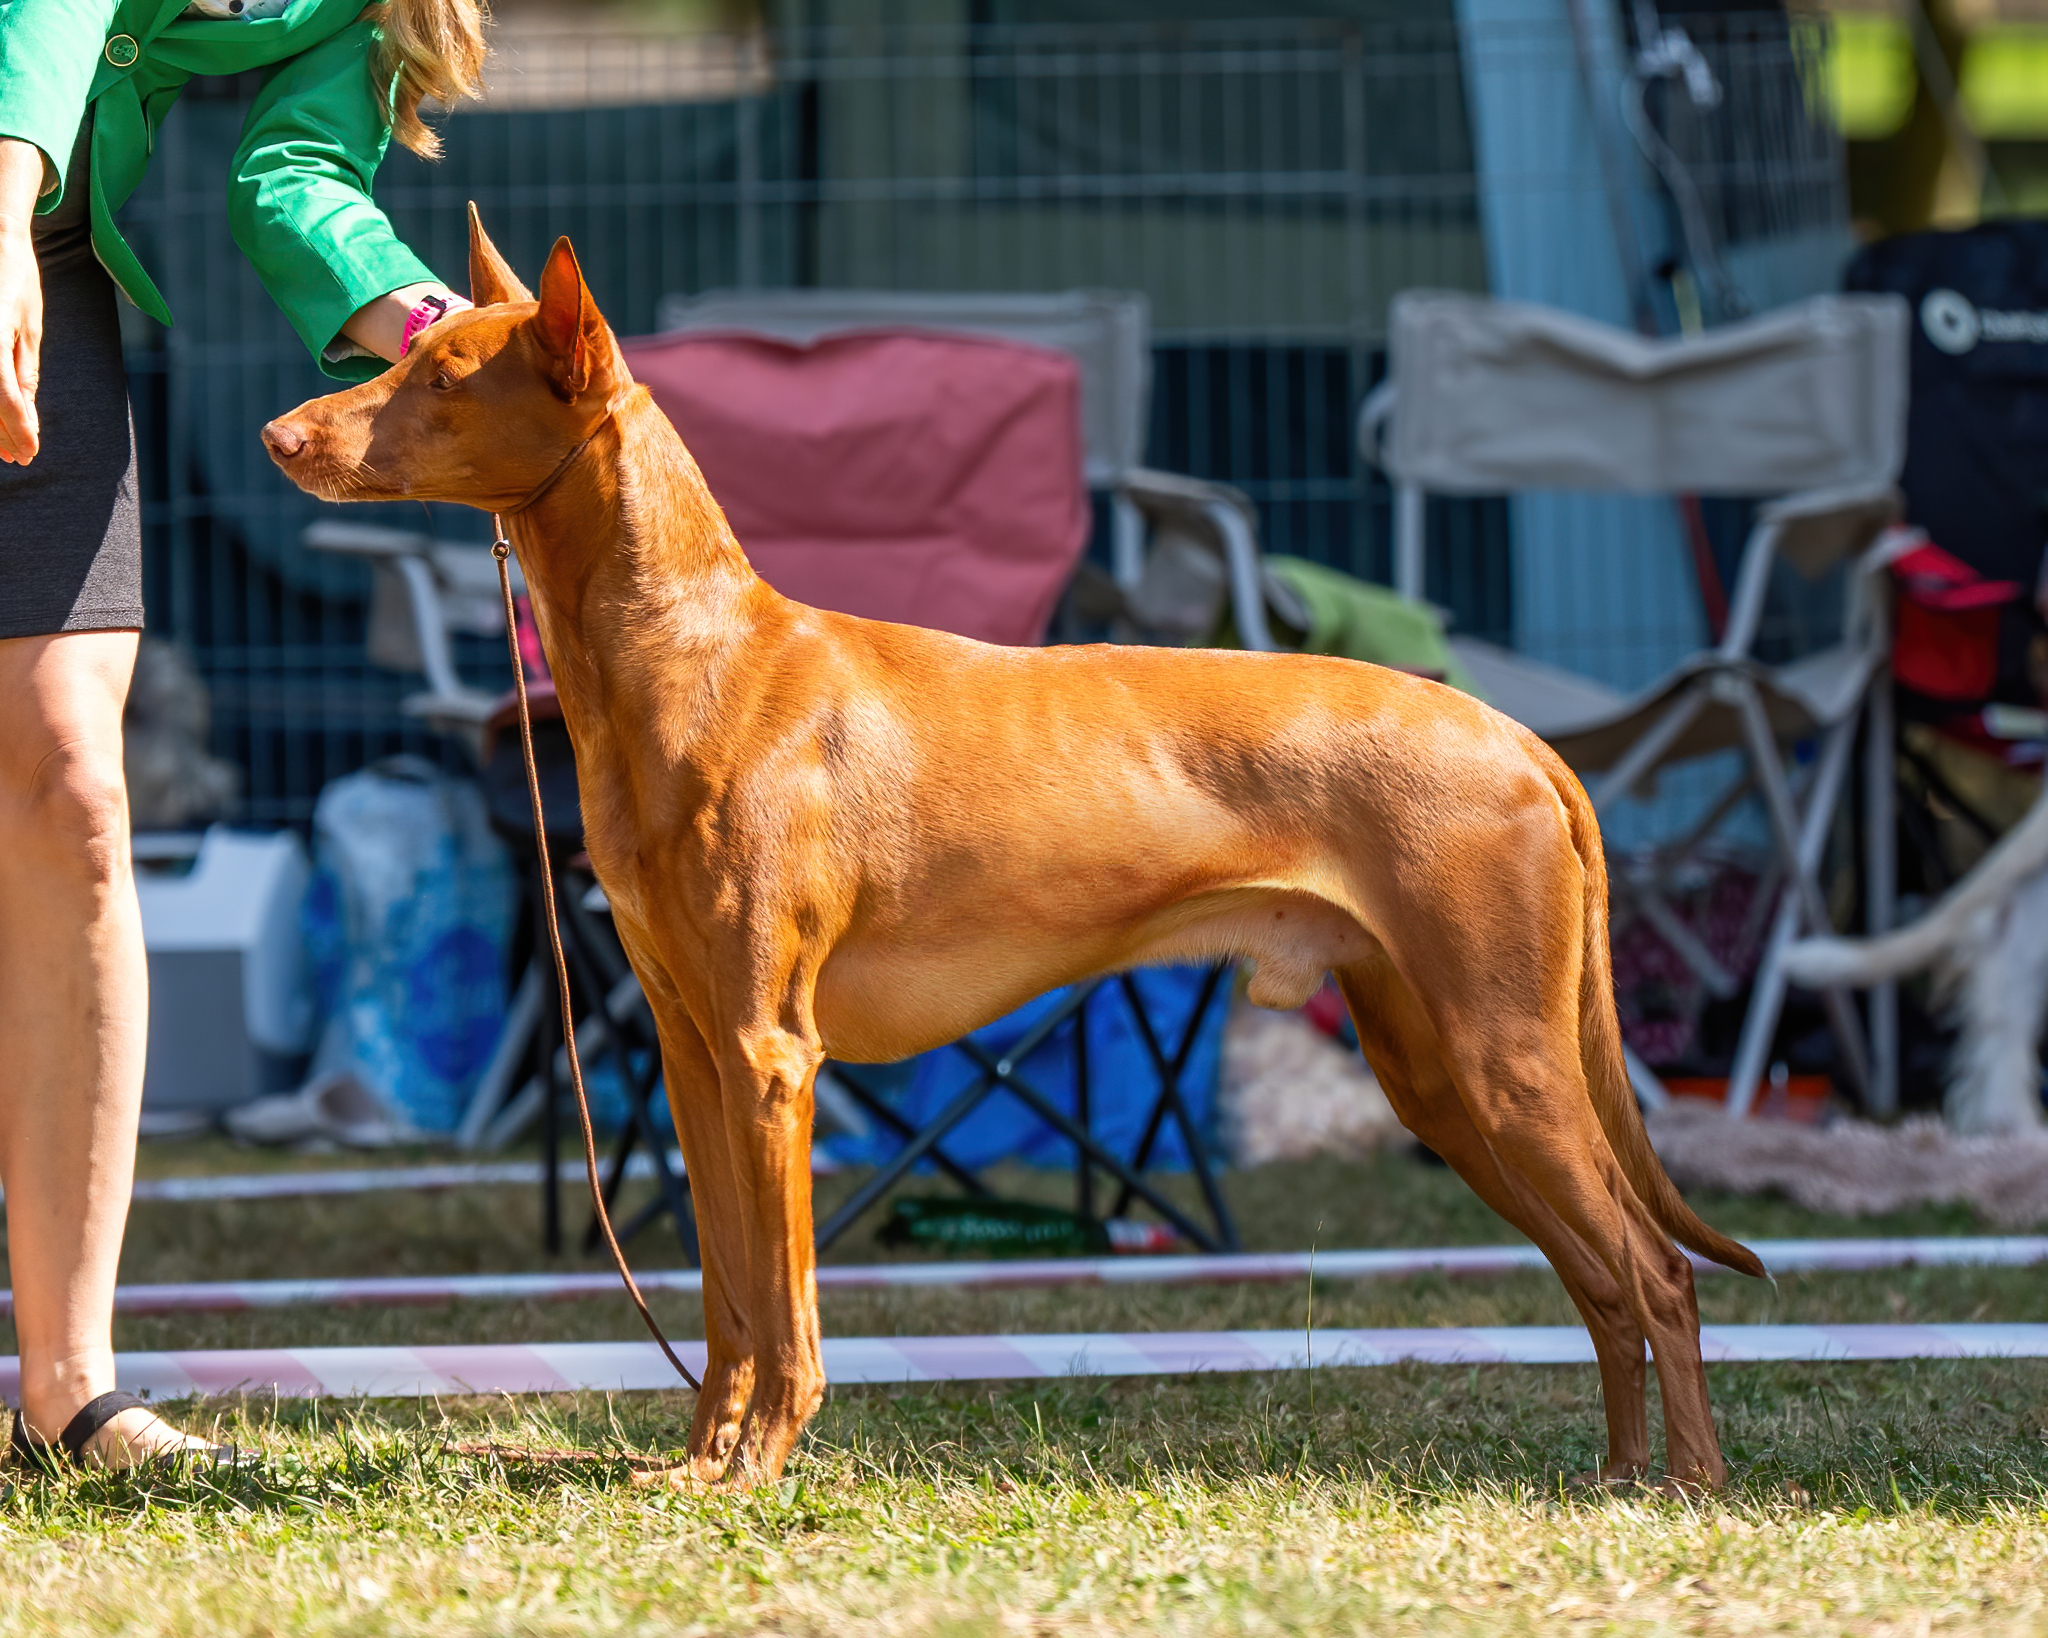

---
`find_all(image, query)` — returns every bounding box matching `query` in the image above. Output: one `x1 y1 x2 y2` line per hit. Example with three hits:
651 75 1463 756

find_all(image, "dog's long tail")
1554 759 1766 1278
1783 785 2048 988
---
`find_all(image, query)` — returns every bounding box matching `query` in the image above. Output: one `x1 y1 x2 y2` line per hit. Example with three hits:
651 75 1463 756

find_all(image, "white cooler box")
135 827 315 1112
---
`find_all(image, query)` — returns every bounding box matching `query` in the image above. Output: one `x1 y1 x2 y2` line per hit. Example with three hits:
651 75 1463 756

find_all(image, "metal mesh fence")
117 14 1841 823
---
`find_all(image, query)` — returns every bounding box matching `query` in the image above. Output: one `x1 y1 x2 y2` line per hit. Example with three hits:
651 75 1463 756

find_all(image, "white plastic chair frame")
302 520 516 755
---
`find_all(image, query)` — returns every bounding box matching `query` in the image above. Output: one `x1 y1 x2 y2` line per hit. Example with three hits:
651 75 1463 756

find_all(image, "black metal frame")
814 962 1239 1254
527 854 699 1264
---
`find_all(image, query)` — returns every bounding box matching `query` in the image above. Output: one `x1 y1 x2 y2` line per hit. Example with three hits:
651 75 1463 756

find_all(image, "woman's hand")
0 139 46 466
341 281 453 365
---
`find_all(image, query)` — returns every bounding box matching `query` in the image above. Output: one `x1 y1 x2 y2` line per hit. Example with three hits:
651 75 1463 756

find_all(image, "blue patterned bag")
303 758 515 1134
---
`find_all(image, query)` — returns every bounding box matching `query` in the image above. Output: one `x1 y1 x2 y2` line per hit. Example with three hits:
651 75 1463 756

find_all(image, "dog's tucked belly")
811 885 1374 1063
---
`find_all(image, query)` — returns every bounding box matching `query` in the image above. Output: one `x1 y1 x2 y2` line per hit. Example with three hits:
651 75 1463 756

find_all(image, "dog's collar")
504 398 626 517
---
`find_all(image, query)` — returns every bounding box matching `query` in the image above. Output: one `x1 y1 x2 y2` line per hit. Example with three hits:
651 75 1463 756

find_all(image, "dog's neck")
505 386 768 769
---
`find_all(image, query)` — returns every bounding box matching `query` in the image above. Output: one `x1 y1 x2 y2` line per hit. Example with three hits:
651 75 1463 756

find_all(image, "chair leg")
555 905 697 1260
1394 482 1425 603
818 970 1235 1254
1108 965 1238 1250
812 988 1093 1251
537 964 564 1256
828 1066 996 1201
813 1074 1014 1253
1073 1006 1093 1222
1723 887 1800 1120
1589 684 1709 813
1725 705 1867 1115
456 963 546 1151
1864 675 1900 1116
1731 682 1861 968
951 1032 1225 1250
1615 873 1739 998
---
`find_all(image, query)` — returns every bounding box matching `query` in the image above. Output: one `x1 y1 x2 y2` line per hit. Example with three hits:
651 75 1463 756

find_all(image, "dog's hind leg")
645 1003 756 1485
1403 957 1721 1492
1336 958 1652 1483
1351 802 1724 1490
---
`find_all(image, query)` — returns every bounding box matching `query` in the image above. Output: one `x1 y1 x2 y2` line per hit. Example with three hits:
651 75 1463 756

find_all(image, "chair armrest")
1116 467 1258 519
301 520 437 559
304 521 486 703
1113 470 1278 652
1718 484 1904 659
400 687 501 766
1757 484 1902 580
1356 379 1397 469
400 688 501 727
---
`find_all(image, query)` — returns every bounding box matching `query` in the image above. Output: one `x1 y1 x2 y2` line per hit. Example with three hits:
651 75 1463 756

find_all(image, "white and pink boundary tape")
5 1324 2047 1404
117 1155 698 1205
59 1237 2048 1317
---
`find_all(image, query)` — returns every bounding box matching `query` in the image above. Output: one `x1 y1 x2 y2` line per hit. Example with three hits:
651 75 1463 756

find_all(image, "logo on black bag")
1921 289 1980 353
1921 288 2048 354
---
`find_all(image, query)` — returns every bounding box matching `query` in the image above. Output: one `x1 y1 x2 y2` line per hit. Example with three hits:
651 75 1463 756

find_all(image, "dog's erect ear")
532 235 611 401
468 203 532 306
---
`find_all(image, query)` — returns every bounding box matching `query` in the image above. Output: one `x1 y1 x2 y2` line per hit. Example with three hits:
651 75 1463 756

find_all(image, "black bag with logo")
1846 222 2048 702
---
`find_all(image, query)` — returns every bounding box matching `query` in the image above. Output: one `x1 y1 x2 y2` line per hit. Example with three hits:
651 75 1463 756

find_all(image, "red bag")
1891 541 2022 702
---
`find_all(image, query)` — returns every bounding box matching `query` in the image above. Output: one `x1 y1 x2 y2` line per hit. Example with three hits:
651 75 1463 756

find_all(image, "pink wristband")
399 293 472 358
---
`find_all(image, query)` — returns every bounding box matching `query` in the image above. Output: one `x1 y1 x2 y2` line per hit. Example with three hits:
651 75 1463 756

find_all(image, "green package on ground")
877 1197 1111 1257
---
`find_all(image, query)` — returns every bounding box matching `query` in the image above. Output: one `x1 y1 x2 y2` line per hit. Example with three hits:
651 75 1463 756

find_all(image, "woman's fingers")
0 328 39 465
0 223 42 465
0 325 39 464
0 296 40 466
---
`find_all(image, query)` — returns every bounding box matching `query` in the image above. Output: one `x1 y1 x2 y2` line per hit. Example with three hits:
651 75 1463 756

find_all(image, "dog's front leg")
718 1015 827 1486
652 1009 757 1485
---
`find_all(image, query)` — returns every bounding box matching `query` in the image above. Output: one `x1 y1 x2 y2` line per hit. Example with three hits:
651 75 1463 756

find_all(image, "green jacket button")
104 34 140 68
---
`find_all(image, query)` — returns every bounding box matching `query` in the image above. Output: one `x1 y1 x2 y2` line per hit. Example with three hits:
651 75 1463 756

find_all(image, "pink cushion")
620 329 1090 646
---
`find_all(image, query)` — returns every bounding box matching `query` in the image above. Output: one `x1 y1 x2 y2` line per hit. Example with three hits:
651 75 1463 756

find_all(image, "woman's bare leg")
0 630 210 1462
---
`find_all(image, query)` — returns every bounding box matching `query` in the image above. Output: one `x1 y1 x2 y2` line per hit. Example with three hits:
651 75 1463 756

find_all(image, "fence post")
737 88 762 290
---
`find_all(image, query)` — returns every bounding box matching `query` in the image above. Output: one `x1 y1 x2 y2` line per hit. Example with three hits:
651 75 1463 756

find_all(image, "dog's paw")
629 1464 720 1494
1567 1463 1650 1491
1654 1465 1727 1499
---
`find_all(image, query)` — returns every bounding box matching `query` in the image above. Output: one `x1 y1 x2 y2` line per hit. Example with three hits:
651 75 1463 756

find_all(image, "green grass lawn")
0 1141 2042 1634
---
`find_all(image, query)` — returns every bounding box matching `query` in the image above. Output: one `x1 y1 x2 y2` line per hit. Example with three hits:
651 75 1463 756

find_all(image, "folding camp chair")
1359 290 1913 1117
813 967 1238 1253
656 287 1282 650
621 319 1240 1251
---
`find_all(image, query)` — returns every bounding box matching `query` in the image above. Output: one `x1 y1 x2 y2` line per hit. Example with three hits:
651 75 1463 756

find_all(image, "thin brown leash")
491 511 700 1393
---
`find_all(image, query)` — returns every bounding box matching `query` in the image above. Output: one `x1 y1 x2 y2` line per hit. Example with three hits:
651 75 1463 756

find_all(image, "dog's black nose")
261 419 305 459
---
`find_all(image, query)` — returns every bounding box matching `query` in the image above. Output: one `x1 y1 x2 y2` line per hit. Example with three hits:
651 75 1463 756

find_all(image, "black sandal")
8 1391 237 1475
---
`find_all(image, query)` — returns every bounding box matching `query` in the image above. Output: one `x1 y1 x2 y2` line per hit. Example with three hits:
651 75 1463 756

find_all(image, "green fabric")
0 0 436 377
1256 555 1482 698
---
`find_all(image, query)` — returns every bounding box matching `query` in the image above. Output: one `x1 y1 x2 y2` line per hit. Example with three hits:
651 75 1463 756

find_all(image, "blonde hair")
371 0 490 161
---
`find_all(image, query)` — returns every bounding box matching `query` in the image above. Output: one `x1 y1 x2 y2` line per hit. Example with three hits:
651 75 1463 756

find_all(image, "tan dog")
262 213 1761 1492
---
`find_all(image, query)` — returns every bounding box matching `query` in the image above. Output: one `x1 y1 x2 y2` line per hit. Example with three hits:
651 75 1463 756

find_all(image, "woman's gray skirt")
0 214 143 639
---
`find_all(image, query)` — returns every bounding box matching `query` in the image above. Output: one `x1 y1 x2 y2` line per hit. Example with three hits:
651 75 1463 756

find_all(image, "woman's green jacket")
0 0 438 378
